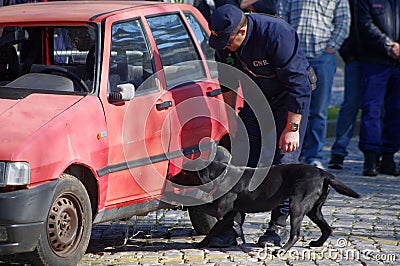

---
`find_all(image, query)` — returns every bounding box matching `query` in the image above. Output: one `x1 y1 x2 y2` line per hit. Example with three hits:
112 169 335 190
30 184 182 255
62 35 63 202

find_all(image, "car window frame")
108 17 159 98
145 11 209 90
183 11 218 79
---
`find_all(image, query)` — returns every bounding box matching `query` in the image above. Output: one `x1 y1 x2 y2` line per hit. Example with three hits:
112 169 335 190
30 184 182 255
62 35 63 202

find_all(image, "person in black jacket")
355 0 400 176
328 0 362 170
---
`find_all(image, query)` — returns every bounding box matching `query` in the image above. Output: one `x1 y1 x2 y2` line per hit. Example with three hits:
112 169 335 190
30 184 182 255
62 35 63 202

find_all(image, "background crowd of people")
189 0 400 177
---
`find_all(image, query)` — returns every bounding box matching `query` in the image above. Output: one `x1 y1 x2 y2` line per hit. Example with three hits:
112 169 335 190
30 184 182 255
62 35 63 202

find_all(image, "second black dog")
175 161 360 252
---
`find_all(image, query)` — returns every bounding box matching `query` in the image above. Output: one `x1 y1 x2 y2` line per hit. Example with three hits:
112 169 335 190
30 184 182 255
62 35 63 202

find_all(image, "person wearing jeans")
302 51 337 167
279 0 350 169
267 0 349 247
329 0 362 169
329 60 362 168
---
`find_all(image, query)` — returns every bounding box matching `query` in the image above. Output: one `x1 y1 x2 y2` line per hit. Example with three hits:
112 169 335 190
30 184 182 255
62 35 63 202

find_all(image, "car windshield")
0 24 97 97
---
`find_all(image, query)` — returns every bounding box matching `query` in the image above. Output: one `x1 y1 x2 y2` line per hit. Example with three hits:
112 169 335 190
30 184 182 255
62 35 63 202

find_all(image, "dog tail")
325 172 360 198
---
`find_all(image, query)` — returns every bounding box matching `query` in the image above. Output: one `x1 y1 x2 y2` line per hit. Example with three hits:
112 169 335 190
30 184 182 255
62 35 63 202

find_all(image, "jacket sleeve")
268 23 311 115
327 0 350 50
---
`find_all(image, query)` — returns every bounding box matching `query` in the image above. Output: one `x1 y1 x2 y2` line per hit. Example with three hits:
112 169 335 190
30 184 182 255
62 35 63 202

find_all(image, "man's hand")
387 42 400 59
279 128 300 153
325 46 335 54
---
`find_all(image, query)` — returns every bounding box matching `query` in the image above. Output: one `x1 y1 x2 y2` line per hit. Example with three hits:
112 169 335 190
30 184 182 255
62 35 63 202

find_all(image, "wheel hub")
47 196 80 253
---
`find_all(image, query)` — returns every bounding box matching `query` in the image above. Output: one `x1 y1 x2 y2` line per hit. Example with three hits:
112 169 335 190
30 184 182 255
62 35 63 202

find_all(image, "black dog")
175 161 360 253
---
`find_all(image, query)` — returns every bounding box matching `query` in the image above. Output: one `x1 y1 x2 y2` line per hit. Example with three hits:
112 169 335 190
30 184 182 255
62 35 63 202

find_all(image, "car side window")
147 14 207 89
109 19 155 96
184 12 217 79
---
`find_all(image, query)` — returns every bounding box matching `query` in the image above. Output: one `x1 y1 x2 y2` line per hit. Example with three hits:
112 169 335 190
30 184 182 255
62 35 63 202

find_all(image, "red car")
0 1 233 264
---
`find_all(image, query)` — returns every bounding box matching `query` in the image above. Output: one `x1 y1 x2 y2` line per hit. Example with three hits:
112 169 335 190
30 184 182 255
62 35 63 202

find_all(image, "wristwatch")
286 122 299 132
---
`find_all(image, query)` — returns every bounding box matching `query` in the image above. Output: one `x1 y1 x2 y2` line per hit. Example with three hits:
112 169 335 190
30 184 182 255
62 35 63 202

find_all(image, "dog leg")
307 205 333 247
234 212 246 244
196 211 238 248
306 188 332 247
277 199 304 254
238 225 246 244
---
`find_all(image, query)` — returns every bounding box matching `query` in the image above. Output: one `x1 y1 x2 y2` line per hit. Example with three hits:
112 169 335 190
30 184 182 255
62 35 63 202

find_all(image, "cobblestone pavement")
79 137 399 266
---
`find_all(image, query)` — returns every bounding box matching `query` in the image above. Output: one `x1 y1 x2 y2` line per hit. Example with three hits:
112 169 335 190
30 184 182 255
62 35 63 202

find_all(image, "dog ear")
199 167 216 183
197 167 215 192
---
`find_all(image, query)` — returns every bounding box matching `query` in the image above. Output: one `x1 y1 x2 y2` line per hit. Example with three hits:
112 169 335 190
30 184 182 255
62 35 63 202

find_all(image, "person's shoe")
309 160 325 169
257 224 287 247
379 153 400 176
363 151 378 176
208 227 238 248
328 154 344 170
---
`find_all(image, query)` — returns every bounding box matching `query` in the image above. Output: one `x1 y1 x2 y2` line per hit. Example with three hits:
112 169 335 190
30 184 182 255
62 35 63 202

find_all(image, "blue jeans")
301 51 336 163
359 63 400 154
331 60 362 157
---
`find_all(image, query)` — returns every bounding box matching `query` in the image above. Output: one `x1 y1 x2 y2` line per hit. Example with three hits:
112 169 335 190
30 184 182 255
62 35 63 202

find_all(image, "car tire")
189 145 231 235
188 206 216 235
24 174 92 266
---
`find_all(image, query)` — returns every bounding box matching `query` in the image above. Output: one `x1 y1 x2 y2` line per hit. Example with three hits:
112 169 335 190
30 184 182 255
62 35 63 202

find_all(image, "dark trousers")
236 96 309 227
359 62 400 154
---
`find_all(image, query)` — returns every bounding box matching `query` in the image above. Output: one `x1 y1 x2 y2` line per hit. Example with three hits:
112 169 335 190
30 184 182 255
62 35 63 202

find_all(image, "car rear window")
147 13 207 89
184 12 217 79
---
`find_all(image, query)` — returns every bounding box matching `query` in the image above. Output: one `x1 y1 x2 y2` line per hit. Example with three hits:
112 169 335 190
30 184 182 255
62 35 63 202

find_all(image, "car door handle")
156 100 173 110
206 89 222 97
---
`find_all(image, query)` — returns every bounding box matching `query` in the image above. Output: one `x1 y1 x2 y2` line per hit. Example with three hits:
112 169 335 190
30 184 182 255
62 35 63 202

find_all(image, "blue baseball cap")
208 4 245 50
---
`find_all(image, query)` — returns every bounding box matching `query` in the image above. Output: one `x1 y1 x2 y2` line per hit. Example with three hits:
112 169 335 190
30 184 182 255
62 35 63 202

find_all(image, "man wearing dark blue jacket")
355 0 400 176
207 4 312 247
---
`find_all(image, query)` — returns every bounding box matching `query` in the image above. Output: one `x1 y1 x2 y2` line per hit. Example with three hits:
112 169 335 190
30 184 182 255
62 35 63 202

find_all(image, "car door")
100 18 172 206
146 13 223 176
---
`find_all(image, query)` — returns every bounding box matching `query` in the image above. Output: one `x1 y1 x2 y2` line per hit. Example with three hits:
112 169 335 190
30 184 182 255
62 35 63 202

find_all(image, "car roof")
0 1 181 24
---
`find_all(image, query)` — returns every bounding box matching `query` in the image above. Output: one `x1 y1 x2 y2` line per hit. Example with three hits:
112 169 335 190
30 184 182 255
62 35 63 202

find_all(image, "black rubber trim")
206 89 222 97
96 141 217 177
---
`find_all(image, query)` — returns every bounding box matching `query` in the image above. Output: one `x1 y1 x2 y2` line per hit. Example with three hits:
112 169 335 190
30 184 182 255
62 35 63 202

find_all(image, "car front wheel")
25 174 92 266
